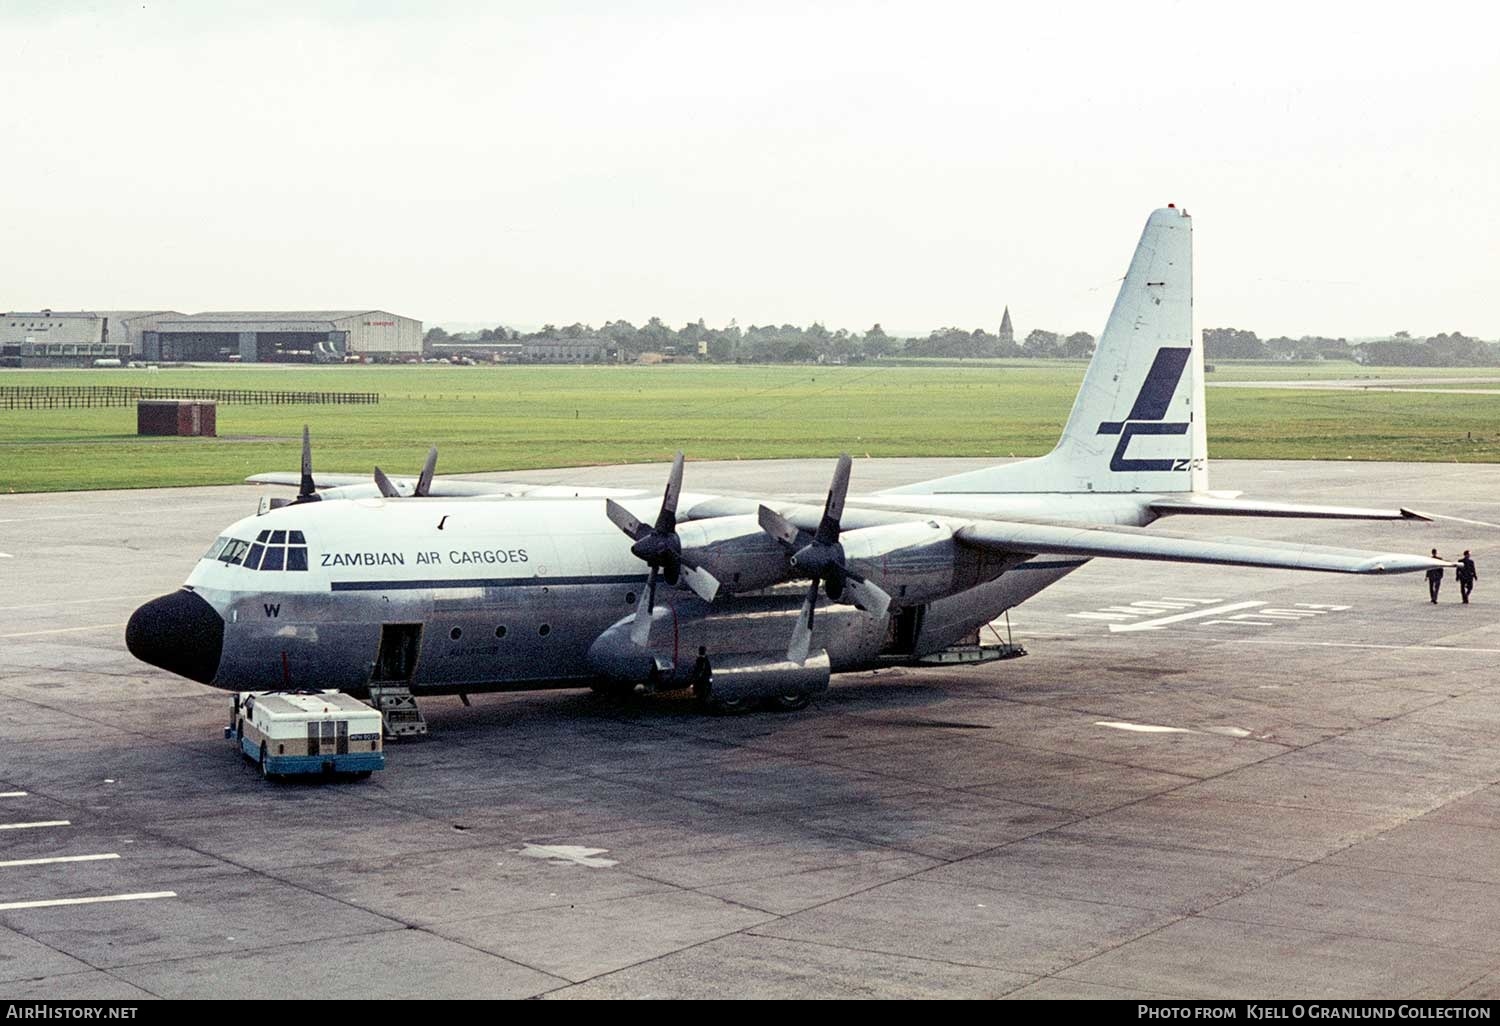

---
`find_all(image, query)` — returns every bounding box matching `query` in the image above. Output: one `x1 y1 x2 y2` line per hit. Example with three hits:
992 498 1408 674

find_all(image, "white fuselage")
142 488 1157 695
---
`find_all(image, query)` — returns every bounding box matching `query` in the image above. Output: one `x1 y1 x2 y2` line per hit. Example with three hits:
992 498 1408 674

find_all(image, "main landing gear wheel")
764 693 812 712
700 696 754 715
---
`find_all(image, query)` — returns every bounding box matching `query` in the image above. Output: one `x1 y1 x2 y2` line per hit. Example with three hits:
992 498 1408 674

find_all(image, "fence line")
0 386 379 410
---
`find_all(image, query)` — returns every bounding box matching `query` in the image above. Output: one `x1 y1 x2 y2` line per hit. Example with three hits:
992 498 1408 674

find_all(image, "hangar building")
144 310 422 362
2 310 181 362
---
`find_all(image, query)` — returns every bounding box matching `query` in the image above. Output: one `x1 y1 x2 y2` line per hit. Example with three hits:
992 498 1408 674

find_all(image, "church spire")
999 306 1014 345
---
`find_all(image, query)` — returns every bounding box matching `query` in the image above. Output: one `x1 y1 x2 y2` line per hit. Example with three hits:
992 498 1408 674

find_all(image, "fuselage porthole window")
538 624 551 637
450 627 462 641
625 592 636 605
495 625 507 639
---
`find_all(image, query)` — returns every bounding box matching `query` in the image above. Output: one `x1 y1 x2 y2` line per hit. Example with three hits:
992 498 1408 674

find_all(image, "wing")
707 498 1448 576
246 470 645 500
247 471 373 488
1149 495 1431 521
956 518 1448 574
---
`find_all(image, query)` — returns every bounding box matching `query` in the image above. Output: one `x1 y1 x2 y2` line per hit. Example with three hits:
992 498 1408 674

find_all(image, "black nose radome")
126 589 224 685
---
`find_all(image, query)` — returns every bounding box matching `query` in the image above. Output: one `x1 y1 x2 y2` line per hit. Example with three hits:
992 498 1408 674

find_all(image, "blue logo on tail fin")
1098 347 1192 472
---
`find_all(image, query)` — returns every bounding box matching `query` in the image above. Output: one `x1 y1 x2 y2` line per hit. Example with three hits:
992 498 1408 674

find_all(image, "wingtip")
1399 508 1433 522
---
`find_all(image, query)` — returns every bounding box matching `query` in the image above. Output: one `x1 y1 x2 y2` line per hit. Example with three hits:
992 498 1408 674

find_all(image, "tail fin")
892 206 1206 495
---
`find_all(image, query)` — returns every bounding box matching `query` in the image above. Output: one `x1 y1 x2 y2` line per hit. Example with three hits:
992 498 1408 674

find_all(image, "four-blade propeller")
758 454 891 664
373 445 439 499
606 453 721 646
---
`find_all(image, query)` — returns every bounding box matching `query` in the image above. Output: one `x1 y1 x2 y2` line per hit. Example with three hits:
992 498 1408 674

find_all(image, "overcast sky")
3 0 1495 339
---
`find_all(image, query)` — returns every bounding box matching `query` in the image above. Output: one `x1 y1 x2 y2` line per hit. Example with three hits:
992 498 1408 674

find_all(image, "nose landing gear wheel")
765 693 812 712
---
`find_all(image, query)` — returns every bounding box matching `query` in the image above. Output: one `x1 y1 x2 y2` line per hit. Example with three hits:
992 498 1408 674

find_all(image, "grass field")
3 362 1499 493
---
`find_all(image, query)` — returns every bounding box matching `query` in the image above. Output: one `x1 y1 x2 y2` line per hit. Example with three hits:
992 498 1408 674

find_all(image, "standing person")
1427 550 1444 603
1457 550 1478 604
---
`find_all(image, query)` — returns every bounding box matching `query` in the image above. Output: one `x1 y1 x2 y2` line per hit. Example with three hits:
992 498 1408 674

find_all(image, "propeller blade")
629 566 658 647
787 579 819 664
605 499 649 541
298 425 315 499
758 505 801 547
823 564 846 602
841 574 892 620
653 452 685 534
815 454 852 545
680 564 721 603
416 446 438 497
373 466 401 498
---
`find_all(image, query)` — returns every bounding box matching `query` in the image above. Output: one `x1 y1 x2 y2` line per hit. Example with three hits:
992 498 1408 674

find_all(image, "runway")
2 457 1499 998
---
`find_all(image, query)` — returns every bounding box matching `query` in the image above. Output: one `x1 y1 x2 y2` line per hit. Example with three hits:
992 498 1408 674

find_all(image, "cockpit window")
204 531 308 571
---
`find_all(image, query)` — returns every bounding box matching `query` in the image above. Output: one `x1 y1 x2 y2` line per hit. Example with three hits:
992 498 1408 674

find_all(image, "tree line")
1204 328 1498 366
423 321 1496 366
424 319 1096 363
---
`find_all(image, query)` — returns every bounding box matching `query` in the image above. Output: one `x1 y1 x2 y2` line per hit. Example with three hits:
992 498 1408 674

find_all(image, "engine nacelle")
840 520 956 605
700 650 831 704
677 515 793 594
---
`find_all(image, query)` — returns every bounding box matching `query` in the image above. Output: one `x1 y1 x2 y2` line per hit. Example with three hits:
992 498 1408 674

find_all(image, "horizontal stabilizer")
958 518 1450 575
1150 496 1431 521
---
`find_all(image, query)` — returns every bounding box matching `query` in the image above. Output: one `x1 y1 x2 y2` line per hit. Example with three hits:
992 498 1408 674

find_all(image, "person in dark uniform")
1457 550 1478 604
1427 549 1444 603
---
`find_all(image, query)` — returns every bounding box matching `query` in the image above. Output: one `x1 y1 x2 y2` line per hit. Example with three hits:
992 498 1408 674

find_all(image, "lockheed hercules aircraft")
127 207 1445 731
